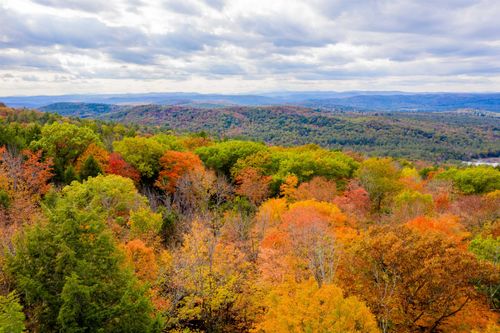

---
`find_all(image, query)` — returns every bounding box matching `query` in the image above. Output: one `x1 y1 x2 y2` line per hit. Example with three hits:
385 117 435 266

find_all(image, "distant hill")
39 102 119 118
302 93 500 112
2 99 499 161
40 103 497 162
2 92 500 112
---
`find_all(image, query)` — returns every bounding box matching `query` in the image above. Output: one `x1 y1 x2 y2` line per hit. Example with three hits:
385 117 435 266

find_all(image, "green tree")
357 157 401 213
0 189 10 210
63 165 78 184
31 122 100 181
113 137 167 180
150 134 185 151
0 291 25 333
470 235 500 264
79 155 102 181
195 140 267 176
469 235 500 310
7 195 161 332
271 146 357 184
442 166 500 194
60 175 160 238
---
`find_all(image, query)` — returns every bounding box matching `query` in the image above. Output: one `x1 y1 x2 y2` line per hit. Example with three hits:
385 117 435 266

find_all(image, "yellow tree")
161 220 258 332
253 279 379 333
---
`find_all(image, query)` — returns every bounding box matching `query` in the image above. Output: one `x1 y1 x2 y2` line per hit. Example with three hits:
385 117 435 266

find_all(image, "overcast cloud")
1 0 499 95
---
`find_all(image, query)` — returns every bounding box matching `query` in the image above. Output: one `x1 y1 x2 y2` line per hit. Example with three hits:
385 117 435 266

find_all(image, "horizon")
3 90 500 99
2 0 500 95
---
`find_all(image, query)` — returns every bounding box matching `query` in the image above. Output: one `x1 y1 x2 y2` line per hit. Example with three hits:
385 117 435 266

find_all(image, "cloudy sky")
1 0 500 95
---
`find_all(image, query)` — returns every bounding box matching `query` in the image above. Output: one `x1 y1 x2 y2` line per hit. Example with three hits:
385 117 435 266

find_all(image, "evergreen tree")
7 196 162 332
63 165 78 184
0 291 25 333
79 155 102 181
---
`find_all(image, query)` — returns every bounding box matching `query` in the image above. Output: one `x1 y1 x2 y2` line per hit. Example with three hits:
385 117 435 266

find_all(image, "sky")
1 0 500 95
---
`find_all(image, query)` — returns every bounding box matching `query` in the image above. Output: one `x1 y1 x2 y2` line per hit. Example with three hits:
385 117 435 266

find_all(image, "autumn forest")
0 102 497 333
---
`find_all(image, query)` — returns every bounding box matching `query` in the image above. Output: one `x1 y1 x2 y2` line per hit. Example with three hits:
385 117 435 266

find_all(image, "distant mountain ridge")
2 91 500 112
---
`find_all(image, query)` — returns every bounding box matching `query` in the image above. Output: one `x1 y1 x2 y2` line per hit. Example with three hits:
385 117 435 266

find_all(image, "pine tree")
63 165 78 184
79 155 102 181
0 291 25 333
7 196 162 332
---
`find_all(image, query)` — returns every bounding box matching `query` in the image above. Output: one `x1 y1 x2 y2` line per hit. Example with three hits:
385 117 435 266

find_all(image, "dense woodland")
40 103 500 162
0 103 499 332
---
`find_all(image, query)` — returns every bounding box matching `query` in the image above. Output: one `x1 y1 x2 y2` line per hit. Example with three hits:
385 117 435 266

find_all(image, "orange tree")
339 224 493 333
155 150 203 193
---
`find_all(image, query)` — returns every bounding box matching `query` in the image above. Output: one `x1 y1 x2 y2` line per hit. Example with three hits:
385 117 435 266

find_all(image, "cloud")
203 0 225 10
0 7 146 49
30 0 116 13
163 0 202 16
0 0 499 95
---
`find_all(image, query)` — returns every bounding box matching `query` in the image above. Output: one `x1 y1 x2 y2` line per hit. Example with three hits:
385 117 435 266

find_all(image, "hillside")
302 93 500 112
39 102 119 118
38 103 500 162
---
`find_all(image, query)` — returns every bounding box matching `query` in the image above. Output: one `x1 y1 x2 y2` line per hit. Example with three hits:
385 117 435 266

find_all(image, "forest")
40 102 500 162
0 102 499 332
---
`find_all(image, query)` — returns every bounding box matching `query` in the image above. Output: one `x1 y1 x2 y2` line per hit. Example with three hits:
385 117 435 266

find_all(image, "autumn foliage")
106 152 141 182
0 111 499 333
155 150 203 193
235 167 271 205
253 279 379 333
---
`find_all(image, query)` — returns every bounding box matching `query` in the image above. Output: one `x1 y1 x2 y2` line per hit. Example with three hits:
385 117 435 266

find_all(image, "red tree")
106 152 141 183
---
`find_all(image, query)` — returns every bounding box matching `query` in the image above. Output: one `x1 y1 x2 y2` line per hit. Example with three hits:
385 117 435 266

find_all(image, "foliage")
79 155 102 180
30 122 99 181
0 147 53 237
270 145 358 184
106 152 140 183
393 190 434 221
292 176 337 202
58 175 157 240
469 235 500 310
253 279 379 333
0 291 25 333
162 221 256 332
7 196 161 332
125 239 158 282
129 207 163 238
357 157 402 213
235 167 271 205
406 215 470 244
340 225 488 333
0 105 499 333
155 150 203 193
196 140 267 176
75 143 109 173
441 166 500 194
470 235 500 264
150 134 185 151
93 104 500 162
259 200 347 287
113 136 167 179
